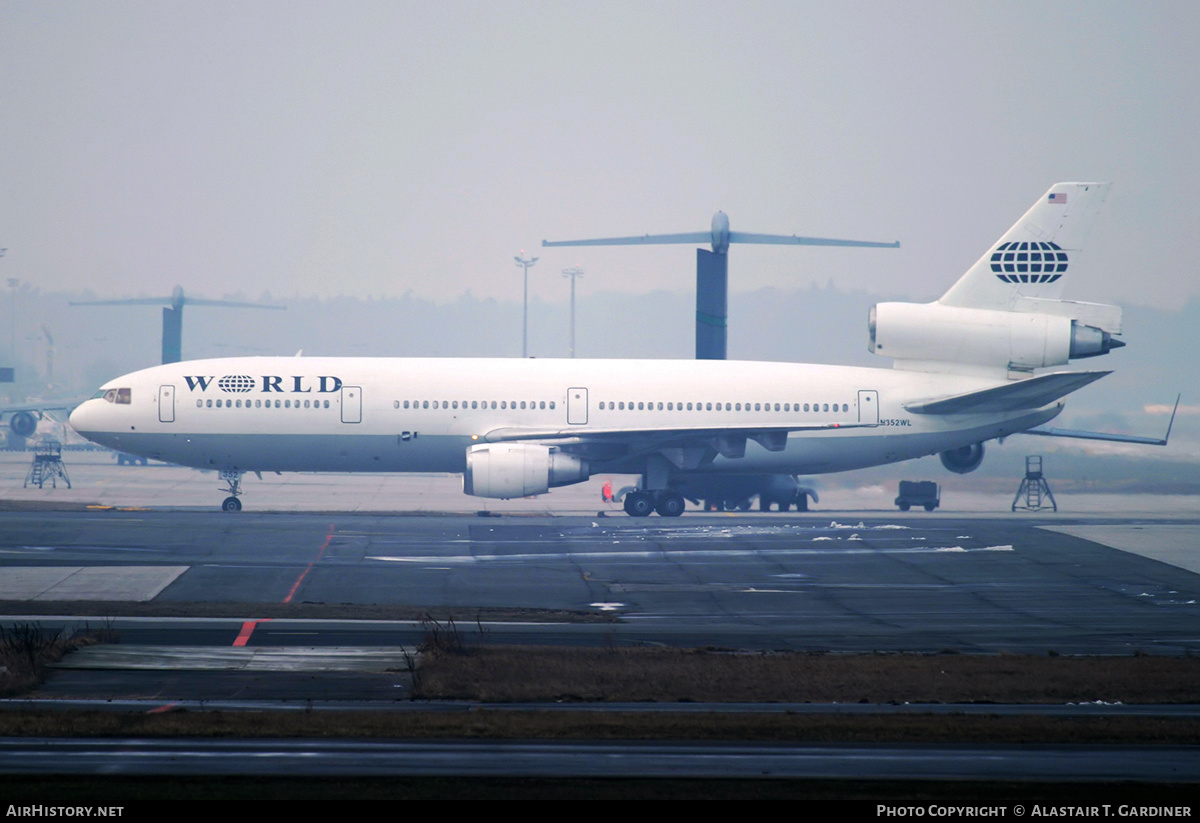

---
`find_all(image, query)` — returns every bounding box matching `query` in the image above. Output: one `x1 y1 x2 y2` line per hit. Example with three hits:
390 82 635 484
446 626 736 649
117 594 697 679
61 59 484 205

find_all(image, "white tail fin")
939 182 1110 310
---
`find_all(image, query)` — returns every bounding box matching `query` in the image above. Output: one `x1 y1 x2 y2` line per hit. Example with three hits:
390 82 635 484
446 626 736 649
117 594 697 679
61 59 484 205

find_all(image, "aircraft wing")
483 420 873 443
727 231 899 248
542 232 711 248
482 420 874 467
1020 394 1179 446
2 396 90 415
903 371 1110 415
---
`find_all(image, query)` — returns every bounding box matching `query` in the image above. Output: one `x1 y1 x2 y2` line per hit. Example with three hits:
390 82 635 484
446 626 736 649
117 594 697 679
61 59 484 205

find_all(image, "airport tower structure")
72 286 285 364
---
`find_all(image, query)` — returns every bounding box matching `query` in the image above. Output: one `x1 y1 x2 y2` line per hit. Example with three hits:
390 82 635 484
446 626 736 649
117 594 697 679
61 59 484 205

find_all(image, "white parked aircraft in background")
69 183 1171 514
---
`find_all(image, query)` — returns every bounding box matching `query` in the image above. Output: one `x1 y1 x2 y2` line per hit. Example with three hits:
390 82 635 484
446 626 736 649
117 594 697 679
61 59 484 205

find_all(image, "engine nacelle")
868 302 1122 370
463 443 589 499
9 411 37 438
940 443 985 474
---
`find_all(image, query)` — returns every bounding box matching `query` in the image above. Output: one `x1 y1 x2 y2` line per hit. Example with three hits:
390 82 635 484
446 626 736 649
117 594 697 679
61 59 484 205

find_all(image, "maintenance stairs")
24 438 72 489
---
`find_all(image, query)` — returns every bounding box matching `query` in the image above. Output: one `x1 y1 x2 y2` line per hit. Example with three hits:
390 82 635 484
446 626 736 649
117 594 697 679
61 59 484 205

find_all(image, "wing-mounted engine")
940 443 985 474
463 443 589 499
868 301 1123 373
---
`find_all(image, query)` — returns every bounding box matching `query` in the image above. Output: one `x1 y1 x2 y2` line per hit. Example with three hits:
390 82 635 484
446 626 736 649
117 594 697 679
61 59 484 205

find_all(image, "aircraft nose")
68 401 95 435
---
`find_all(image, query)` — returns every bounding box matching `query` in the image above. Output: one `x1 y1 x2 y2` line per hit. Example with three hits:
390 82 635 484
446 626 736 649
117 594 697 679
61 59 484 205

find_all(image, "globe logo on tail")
990 241 1068 283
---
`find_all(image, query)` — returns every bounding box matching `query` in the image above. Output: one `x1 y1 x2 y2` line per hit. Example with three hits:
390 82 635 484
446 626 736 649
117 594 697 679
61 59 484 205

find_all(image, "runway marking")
282 522 335 604
233 619 270 647
366 545 1015 564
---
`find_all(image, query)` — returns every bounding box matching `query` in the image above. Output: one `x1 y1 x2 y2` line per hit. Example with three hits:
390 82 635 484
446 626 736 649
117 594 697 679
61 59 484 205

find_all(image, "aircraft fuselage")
68 355 1059 478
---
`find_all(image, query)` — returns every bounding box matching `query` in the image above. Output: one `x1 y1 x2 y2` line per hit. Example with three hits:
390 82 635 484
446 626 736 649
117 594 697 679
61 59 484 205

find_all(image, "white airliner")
69 183 1171 515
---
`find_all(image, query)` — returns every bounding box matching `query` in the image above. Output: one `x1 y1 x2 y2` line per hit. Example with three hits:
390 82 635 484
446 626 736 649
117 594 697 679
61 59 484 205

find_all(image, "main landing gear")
220 470 243 512
622 489 686 517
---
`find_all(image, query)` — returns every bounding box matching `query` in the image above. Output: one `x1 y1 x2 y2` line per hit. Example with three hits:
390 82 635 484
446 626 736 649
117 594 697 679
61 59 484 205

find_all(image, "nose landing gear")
220 470 244 512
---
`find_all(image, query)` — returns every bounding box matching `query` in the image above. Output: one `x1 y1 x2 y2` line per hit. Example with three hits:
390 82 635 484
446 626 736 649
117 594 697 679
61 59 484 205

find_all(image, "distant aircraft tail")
939 182 1110 310
869 182 1124 375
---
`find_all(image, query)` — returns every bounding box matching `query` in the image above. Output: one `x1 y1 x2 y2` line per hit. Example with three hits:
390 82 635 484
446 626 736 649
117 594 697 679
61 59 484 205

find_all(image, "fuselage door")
158 385 175 423
858 390 879 425
567 387 588 425
341 386 362 424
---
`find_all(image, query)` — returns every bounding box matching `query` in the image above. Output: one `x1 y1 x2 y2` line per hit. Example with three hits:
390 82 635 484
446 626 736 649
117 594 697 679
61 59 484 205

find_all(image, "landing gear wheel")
655 492 686 517
623 491 655 517
218 469 245 513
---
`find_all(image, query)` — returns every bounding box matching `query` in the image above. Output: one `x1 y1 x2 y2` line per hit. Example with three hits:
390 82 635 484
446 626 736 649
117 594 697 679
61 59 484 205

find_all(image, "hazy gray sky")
2 1 1197 308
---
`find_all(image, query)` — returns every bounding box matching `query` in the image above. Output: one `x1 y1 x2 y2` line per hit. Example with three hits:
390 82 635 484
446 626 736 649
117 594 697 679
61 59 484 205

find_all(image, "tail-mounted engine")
463 443 589 499
868 302 1123 372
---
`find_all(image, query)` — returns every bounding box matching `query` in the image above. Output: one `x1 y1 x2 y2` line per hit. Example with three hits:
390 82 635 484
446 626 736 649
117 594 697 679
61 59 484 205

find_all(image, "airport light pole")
562 265 584 358
6 268 17 370
514 253 538 357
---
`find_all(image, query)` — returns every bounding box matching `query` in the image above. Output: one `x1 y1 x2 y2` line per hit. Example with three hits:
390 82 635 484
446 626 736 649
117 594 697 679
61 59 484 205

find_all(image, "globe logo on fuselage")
990 241 1067 284
217 375 255 393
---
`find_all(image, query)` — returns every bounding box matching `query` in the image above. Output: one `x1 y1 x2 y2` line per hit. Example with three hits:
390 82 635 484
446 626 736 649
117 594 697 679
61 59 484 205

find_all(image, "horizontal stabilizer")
905 371 1110 415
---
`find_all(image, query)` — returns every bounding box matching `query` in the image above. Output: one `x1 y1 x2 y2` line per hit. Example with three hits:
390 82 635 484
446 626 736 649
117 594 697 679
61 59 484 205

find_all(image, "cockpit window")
101 388 132 404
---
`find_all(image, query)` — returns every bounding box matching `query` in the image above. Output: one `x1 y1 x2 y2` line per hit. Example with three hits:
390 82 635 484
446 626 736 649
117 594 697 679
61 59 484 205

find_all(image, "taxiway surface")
2 507 1199 655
